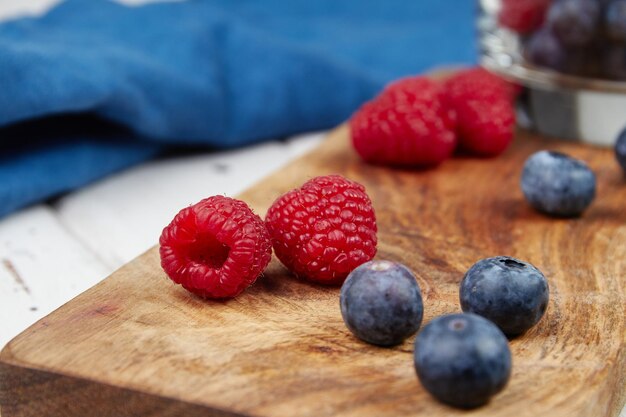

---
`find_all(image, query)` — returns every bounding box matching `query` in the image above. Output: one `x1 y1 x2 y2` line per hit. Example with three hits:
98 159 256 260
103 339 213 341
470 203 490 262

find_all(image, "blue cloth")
0 0 475 217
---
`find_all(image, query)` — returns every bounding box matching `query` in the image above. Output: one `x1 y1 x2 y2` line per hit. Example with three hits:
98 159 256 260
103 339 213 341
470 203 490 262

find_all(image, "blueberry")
616 127 626 172
606 0 626 42
547 0 601 46
525 29 568 72
521 150 596 217
340 260 423 346
414 313 511 409
603 44 626 80
460 256 549 336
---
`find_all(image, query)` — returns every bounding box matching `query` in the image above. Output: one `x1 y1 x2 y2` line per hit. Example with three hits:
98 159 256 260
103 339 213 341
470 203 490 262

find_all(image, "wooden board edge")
0 359 250 417
236 125 347 213
607 346 626 417
0 246 158 363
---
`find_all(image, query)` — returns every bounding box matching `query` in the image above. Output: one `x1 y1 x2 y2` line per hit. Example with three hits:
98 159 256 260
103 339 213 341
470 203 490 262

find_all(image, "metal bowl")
477 0 626 147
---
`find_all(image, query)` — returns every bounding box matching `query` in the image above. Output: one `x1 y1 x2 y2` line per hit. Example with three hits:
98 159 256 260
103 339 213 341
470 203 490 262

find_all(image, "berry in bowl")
478 0 626 146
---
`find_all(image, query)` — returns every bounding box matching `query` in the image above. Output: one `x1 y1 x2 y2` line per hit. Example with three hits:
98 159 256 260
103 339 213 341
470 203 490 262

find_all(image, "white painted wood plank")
0 0 59 20
0 0 181 20
54 133 325 269
0 206 111 348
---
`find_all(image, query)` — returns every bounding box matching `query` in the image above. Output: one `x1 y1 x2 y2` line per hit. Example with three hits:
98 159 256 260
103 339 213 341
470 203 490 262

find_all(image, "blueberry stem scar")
449 318 467 331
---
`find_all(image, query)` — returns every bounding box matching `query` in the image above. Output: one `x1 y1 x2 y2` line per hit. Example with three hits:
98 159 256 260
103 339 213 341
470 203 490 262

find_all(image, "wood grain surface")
0 126 624 417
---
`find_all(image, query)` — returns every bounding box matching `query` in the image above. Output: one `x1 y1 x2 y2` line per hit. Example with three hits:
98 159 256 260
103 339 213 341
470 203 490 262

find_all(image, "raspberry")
499 0 550 34
265 175 377 285
444 68 517 156
443 67 519 101
379 77 455 105
350 77 457 167
159 196 271 299
452 98 516 156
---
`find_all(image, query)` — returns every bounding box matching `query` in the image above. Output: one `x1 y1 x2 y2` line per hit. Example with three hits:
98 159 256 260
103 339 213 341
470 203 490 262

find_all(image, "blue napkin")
0 0 475 217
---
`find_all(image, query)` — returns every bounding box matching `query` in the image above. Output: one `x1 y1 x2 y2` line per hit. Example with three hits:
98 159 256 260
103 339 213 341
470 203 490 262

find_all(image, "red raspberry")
444 67 519 101
452 98 516 156
350 77 457 167
444 68 517 156
265 175 377 285
159 196 271 299
499 0 550 34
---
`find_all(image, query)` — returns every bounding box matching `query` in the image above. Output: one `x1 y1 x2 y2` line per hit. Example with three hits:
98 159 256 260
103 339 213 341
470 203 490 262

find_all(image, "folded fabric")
0 0 475 217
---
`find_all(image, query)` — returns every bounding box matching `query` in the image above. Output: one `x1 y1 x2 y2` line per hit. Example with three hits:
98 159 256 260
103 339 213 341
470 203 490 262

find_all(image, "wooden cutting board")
1 125 625 417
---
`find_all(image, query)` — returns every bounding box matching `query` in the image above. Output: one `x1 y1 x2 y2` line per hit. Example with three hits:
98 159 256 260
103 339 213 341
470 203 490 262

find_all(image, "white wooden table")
0 2 623 416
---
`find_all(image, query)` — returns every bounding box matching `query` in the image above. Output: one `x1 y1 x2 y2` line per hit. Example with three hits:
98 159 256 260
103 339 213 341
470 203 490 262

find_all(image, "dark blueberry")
340 260 423 346
525 28 568 72
566 42 607 77
521 150 596 217
596 0 615 6
616 127 626 172
598 0 615 7
414 313 512 409
460 256 549 336
606 0 626 42
547 0 601 46
603 44 626 80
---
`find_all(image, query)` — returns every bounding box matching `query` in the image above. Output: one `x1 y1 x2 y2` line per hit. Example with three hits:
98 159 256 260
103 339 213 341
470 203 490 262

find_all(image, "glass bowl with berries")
478 0 626 146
